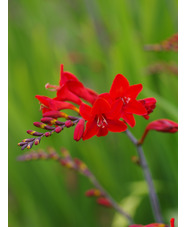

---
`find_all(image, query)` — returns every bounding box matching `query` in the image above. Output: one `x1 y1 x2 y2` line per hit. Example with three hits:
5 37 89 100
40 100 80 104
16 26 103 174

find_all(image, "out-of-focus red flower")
129 223 168 227
73 118 85 141
47 64 98 105
139 119 178 144
97 197 112 207
80 97 127 140
35 95 79 114
108 74 147 127
170 218 174 227
138 98 156 120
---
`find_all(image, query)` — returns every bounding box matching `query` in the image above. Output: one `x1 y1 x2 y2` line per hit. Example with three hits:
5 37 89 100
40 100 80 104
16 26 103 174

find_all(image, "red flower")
47 64 98 105
129 224 168 227
80 97 127 140
35 95 79 115
109 74 147 127
170 218 174 227
139 119 178 144
138 98 157 120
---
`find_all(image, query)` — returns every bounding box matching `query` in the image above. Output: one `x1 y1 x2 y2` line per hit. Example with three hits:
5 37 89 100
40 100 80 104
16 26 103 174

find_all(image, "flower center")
121 97 131 105
97 115 108 128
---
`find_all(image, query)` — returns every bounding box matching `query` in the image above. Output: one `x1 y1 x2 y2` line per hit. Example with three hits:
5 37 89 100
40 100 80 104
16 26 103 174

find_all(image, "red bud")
85 189 102 197
73 118 85 141
139 119 178 144
97 197 112 207
138 98 156 120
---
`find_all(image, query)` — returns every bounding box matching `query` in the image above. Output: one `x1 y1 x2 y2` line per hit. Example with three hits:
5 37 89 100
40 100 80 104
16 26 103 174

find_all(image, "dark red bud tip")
97 197 112 207
35 138 41 145
33 122 46 128
43 111 68 119
27 130 43 136
55 126 63 133
65 120 74 128
44 132 51 137
41 117 57 125
18 142 27 146
74 118 85 141
85 189 102 197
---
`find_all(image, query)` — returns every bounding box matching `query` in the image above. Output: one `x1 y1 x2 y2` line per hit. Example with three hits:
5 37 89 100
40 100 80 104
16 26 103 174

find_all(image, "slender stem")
125 129 163 223
89 174 134 225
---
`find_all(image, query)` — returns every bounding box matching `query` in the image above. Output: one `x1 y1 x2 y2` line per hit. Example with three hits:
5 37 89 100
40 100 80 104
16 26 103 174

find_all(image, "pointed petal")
110 74 130 99
125 99 147 115
91 98 111 115
99 93 113 104
97 127 109 137
83 119 99 140
106 99 123 119
56 84 82 105
79 103 92 121
59 64 79 86
125 84 143 99
35 95 79 112
121 112 136 127
67 81 97 104
107 119 127 132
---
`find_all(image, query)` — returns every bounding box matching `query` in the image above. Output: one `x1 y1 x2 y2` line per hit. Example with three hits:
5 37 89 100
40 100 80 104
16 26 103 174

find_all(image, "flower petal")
106 99 123 119
79 103 92 121
59 64 79 86
125 99 147 115
91 98 111 116
121 112 136 127
97 127 109 137
35 95 79 112
83 119 99 140
67 80 97 105
125 84 143 99
110 74 130 99
56 84 82 105
107 119 127 132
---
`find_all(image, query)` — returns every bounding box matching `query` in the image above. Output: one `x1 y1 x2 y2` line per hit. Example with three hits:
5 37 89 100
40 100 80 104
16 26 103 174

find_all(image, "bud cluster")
18 116 81 150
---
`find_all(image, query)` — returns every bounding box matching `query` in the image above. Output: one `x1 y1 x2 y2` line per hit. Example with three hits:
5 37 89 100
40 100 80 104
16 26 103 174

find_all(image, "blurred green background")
8 0 178 226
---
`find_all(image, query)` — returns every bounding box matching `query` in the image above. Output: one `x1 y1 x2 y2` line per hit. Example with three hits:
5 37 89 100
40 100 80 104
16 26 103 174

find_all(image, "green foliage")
9 0 177 226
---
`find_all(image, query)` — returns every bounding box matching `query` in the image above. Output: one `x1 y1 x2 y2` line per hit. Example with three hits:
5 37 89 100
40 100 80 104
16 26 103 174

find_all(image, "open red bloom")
47 64 98 105
80 97 127 140
35 95 79 114
109 74 147 127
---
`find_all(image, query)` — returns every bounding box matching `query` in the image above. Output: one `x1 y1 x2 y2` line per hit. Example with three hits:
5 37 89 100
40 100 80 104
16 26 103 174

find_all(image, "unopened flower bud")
27 130 43 136
139 119 178 144
85 189 102 197
65 120 74 128
97 197 112 207
73 118 85 141
138 98 156 120
55 126 63 133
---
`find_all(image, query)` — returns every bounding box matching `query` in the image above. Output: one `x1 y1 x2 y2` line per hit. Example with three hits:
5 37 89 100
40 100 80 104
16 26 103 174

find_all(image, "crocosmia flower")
109 74 147 127
80 97 127 140
47 64 98 105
